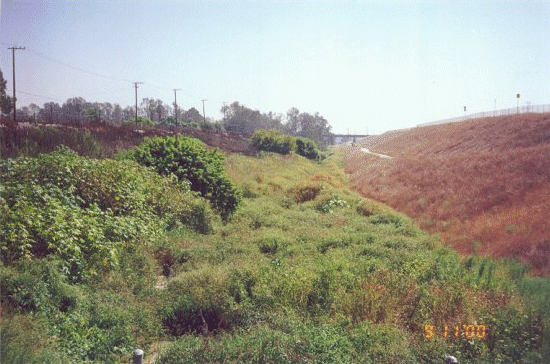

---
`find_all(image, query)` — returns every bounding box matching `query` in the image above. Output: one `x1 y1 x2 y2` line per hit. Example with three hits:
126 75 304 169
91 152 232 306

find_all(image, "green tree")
0 69 13 115
84 107 100 122
285 109 334 149
222 101 284 134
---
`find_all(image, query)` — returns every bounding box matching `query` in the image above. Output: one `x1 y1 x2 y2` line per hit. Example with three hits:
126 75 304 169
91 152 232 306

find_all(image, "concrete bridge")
332 134 369 144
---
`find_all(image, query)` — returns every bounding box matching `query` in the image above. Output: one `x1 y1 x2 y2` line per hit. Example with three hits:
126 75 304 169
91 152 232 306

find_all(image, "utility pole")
133 82 143 123
173 89 181 125
201 99 208 124
8 46 25 122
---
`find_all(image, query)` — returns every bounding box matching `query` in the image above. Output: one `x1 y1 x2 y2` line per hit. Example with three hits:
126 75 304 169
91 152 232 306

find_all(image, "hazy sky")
1 0 549 134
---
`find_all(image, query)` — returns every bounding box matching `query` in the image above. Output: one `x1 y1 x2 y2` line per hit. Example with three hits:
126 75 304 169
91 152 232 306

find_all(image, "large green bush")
252 129 324 160
251 129 295 154
0 147 213 281
295 136 322 160
123 135 241 221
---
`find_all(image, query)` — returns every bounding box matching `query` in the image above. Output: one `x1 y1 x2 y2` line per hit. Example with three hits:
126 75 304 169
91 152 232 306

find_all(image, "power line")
0 44 224 117
23 47 134 84
6 89 63 102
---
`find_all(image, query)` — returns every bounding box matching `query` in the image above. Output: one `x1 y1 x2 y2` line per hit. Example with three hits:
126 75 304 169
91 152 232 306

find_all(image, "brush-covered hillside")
344 113 550 276
1 126 549 363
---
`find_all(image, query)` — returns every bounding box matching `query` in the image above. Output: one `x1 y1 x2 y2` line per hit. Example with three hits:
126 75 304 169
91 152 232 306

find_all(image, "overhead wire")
7 88 64 102
1 43 208 110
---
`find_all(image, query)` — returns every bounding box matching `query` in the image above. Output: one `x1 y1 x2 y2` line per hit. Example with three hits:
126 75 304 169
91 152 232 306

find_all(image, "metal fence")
417 104 550 127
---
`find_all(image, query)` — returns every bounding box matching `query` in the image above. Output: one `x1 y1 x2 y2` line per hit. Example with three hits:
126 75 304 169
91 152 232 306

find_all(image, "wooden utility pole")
174 89 181 124
8 46 25 122
133 82 143 123
201 99 208 124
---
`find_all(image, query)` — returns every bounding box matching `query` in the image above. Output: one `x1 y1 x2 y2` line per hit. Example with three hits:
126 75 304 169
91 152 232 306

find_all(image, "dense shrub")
0 259 81 315
295 136 322 160
251 129 294 154
159 269 231 336
252 129 325 161
0 147 213 281
123 135 241 221
290 181 324 203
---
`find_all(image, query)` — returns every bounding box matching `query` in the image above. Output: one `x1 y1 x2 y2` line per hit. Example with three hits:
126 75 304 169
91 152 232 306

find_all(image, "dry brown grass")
344 113 550 275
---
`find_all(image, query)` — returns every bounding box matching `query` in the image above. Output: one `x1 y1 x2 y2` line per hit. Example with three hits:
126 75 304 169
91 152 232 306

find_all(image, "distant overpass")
332 134 369 144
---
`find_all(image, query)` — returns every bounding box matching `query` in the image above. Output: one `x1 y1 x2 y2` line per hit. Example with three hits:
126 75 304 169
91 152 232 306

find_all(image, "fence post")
133 349 144 364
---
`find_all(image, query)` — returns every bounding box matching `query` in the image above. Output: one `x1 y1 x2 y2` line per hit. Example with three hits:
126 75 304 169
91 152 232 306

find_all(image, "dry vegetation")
0 116 254 159
344 113 550 275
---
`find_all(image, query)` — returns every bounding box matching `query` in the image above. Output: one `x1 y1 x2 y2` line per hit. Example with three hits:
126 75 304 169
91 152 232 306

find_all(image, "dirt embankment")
0 118 256 157
343 113 550 276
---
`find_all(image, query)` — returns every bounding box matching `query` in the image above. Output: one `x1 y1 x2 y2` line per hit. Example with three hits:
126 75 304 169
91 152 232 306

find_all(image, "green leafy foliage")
251 129 295 154
0 146 213 281
316 194 349 213
252 129 325 160
295 136 323 160
1 137 547 363
123 135 241 221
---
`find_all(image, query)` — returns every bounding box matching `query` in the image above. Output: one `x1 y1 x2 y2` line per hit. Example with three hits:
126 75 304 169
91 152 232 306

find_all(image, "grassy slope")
344 113 550 276
1 129 548 363
151 150 546 363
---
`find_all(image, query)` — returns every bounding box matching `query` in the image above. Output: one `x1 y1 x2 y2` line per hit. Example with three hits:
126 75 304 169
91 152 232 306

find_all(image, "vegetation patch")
0 146 212 281
122 135 241 221
1 130 548 363
290 181 324 203
252 129 325 161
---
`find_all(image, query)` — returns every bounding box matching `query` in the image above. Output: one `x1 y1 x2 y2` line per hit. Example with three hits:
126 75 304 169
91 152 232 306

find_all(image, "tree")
0 69 13 115
122 106 134 121
100 102 114 122
222 102 284 134
183 107 203 124
112 104 123 125
40 102 62 123
84 107 100 123
62 97 86 123
285 109 333 149
140 98 167 122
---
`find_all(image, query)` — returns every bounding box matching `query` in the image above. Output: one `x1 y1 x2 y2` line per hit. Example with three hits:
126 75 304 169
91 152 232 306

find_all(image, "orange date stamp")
424 323 488 340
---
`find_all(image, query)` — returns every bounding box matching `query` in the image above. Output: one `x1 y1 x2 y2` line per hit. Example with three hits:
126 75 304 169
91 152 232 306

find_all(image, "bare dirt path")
360 147 393 159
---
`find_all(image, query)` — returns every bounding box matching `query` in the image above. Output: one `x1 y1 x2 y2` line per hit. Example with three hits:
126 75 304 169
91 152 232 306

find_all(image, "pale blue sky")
1 0 548 134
